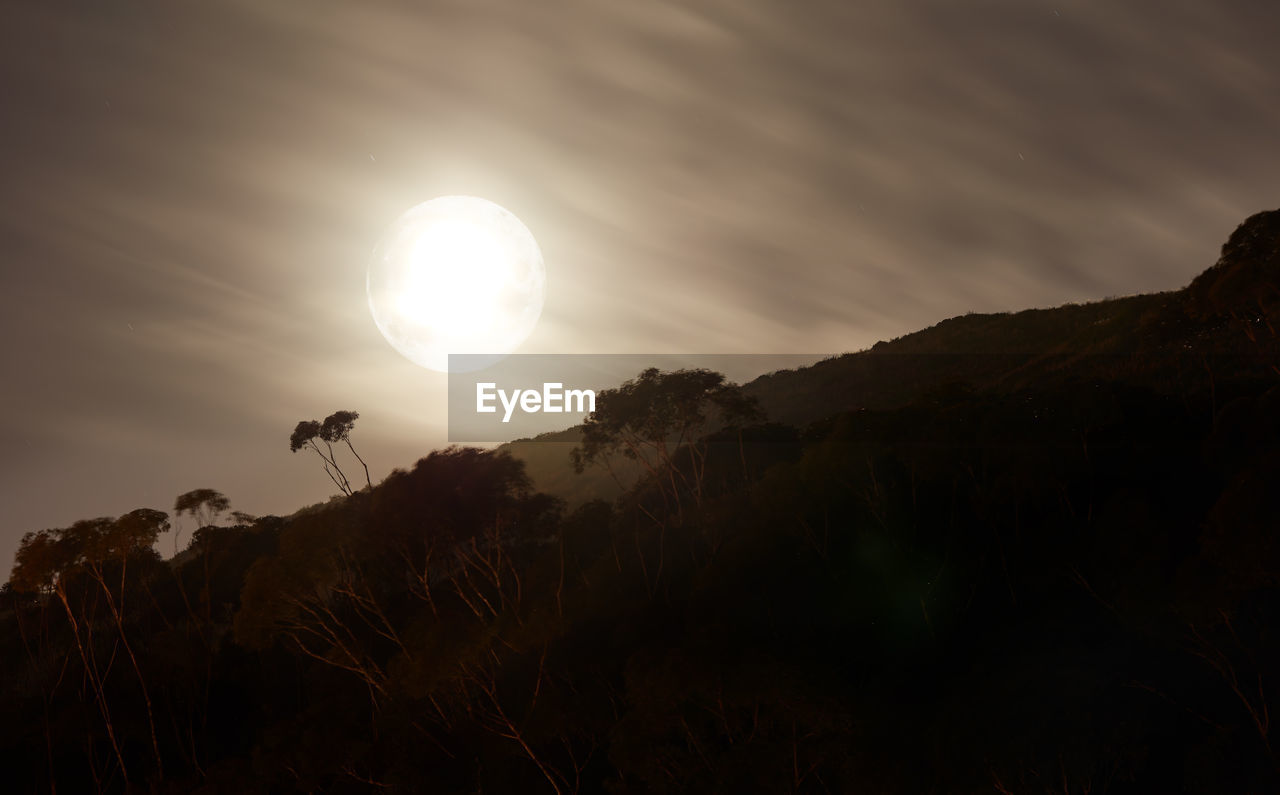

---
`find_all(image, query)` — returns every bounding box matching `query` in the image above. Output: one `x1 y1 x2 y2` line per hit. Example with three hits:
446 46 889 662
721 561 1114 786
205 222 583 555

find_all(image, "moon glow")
367 196 546 373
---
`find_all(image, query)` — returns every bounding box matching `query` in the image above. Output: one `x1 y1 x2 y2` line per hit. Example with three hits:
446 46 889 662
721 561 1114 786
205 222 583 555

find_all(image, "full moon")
367 196 546 373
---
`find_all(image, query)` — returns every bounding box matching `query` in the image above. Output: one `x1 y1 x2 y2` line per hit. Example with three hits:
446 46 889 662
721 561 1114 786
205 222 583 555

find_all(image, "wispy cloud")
1 0 1278 568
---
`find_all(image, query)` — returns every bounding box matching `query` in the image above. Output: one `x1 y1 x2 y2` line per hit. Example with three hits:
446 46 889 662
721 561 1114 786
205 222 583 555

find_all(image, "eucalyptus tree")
9 509 172 786
172 488 230 555
82 509 170 780
321 410 372 490
291 410 372 495
291 418 352 495
11 523 129 783
172 489 232 668
571 368 761 515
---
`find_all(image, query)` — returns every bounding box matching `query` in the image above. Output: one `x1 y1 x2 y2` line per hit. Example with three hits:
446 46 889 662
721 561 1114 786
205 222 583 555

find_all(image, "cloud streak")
1 0 1279 569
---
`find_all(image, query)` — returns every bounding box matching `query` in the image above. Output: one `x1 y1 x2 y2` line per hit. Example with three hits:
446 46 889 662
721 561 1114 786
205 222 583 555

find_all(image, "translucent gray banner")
447 354 829 442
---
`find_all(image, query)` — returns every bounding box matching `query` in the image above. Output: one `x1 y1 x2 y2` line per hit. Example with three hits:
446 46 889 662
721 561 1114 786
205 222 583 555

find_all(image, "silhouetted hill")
511 210 1280 501
3 210 1278 793
1189 208 1280 319
498 427 623 508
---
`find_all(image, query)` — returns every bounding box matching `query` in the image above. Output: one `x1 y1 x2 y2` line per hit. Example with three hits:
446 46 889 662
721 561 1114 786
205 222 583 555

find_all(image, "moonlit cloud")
2 0 1279 570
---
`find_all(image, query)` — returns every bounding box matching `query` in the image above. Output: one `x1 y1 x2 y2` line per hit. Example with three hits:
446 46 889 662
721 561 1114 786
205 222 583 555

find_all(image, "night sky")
3 0 1279 572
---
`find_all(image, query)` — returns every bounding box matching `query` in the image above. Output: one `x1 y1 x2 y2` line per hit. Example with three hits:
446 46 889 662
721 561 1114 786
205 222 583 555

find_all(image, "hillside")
2 210 1278 793
510 210 1280 505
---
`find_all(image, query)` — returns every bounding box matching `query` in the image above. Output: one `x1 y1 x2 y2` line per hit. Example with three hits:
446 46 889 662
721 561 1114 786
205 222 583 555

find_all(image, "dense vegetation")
2 211 1278 793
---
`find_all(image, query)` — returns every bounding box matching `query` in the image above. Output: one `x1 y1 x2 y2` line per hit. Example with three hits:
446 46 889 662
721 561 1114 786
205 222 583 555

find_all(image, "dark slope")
3 210 1278 793
509 209 1280 503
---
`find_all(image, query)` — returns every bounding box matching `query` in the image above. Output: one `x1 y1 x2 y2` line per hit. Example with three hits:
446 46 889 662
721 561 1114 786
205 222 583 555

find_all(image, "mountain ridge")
505 210 1280 503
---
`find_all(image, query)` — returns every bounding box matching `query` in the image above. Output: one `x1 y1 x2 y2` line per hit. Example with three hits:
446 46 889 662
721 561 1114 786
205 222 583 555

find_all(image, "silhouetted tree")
10 511 172 786
11 524 130 783
571 368 760 518
291 412 372 496
85 510 170 780
9 212 1280 792
172 488 230 554
321 410 372 490
171 487 233 729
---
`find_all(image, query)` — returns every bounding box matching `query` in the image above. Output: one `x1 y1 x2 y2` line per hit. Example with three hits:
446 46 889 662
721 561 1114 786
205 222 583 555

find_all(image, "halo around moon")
367 196 545 373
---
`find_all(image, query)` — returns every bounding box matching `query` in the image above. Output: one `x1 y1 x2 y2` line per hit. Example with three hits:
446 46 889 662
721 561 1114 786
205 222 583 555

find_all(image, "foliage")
290 409 372 495
571 367 761 521
3 214 1280 792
